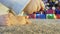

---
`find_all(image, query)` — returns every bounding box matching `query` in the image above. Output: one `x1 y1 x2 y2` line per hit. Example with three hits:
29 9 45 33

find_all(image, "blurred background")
27 0 60 19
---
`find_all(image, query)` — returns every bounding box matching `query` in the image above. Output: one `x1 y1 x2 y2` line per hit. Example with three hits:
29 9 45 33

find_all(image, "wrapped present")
55 9 60 14
46 9 55 14
46 14 55 19
56 14 60 19
28 14 36 19
36 14 46 19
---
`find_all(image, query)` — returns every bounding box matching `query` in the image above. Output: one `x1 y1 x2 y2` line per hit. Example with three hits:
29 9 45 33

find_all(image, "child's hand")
24 0 45 14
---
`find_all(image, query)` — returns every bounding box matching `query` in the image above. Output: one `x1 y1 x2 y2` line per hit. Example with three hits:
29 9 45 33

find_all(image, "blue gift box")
36 14 46 19
55 9 60 14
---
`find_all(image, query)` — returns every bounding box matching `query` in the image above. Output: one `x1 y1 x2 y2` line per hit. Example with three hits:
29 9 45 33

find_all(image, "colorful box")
56 14 60 19
46 9 54 14
36 14 46 19
46 14 55 19
28 14 36 19
55 9 60 14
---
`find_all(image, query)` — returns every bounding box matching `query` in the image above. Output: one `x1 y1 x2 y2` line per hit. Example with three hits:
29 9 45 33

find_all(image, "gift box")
56 14 60 19
46 14 55 19
36 14 46 19
55 9 60 14
28 14 36 19
46 9 54 14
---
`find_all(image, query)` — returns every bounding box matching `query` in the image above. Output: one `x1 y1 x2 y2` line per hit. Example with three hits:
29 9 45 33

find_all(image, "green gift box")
46 14 55 19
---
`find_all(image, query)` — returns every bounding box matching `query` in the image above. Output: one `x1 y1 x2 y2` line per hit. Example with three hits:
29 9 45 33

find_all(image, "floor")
0 19 60 34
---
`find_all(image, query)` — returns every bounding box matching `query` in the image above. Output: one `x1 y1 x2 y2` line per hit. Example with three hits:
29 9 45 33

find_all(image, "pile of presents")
28 7 60 19
28 0 60 19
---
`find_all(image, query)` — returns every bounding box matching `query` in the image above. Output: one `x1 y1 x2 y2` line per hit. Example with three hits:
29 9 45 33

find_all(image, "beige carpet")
0 19 60 34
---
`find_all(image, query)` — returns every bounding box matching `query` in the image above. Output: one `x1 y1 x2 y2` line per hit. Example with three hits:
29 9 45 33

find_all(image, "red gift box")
28 14 36 19
56 14 60 19
46 9 55 14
